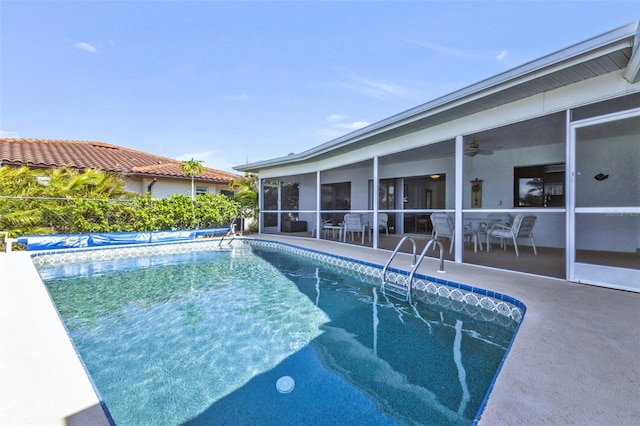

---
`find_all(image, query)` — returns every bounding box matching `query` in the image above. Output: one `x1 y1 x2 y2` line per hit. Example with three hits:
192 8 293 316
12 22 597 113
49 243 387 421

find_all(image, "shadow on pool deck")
1 235 638 425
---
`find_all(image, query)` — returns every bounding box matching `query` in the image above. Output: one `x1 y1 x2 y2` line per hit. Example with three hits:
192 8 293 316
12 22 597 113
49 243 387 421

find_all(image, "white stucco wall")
125 177 229 199
462 143 566 208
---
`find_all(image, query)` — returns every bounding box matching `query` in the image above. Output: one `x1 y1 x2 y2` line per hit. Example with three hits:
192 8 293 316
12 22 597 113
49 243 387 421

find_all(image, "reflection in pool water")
37 243 518 425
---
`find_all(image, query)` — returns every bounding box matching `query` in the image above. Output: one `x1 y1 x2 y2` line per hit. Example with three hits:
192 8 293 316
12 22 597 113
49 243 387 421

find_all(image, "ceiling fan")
464 140 494 157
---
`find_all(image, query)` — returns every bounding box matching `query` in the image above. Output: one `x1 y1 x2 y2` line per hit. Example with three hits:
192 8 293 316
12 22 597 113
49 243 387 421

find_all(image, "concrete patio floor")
1 235 638 425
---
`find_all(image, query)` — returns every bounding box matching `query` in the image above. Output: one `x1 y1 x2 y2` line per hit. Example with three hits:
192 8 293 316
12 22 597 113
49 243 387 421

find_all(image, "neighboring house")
235 21 640 292
0 138 241 198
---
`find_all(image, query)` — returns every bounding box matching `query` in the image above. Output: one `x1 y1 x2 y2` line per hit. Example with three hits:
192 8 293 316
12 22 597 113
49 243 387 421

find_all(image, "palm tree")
229 173 259 227
0 165 132 237
181 159 204 200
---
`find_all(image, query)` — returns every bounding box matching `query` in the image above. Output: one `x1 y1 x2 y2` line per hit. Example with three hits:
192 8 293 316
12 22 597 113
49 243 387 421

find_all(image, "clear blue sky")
1 1 638 173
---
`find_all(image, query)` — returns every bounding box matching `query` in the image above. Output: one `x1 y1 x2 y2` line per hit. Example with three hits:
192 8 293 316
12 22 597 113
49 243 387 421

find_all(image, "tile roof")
0 138 242 184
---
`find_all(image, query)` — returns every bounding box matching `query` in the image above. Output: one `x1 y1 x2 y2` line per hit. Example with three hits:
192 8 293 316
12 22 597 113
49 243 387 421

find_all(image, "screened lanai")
236 22 640 292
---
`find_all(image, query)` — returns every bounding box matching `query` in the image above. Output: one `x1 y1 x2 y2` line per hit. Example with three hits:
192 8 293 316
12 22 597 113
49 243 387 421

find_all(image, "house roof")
235 20 640 172
0 138 242 184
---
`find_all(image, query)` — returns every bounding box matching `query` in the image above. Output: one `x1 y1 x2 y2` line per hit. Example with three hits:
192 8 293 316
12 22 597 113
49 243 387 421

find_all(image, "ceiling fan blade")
478 149 494 155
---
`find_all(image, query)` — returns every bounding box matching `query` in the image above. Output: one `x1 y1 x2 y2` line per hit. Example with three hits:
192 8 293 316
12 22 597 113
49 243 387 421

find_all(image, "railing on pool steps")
381 237 446 303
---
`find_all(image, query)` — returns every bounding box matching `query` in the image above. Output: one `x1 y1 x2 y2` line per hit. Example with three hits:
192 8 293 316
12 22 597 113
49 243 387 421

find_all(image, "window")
321 182 350 224
514 163 565 207
196 186 208 195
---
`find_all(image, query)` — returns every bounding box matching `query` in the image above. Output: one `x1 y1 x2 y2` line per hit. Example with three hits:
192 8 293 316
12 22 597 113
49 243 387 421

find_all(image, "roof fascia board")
234 21 639 173
128 172 227 183
624 21 640 83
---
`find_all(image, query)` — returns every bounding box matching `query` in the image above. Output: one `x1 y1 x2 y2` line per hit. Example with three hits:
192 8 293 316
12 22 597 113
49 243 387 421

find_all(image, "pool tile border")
246 239 524 326
30 237 524 325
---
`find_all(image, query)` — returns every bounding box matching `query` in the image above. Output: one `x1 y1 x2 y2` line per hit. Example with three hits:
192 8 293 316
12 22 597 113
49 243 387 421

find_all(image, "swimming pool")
34 239 524 425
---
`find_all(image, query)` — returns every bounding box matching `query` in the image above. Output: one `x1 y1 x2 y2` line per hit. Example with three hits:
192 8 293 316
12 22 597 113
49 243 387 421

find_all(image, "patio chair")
310 214 331 238
361 213 389 243
486 214 537 256
431 213 453 253
430 213 472 254
343 213 365 243
472 213 511 252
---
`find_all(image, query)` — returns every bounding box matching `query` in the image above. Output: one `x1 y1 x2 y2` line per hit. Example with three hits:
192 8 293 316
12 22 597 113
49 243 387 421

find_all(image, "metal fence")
0 195 239 251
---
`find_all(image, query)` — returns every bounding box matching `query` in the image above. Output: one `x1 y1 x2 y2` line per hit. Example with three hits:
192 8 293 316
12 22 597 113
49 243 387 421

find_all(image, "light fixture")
430 174 441 179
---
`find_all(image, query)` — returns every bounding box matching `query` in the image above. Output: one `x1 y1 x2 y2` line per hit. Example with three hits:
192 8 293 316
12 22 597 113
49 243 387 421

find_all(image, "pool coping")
2 234 639 425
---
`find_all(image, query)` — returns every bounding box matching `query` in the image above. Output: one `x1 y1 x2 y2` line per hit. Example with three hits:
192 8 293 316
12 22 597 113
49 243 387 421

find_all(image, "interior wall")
321 164 372 210
298 175 316 208
381 157 456 208
463 143 565 209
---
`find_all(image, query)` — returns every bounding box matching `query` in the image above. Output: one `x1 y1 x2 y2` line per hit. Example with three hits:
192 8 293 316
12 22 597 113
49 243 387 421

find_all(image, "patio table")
323 225 343 240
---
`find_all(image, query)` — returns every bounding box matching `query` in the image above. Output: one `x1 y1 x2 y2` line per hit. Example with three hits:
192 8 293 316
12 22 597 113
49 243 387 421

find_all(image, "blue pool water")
37 243 518 425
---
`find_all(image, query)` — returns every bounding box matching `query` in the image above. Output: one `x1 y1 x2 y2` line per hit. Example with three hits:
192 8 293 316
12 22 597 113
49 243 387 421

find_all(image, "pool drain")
276 376 295 393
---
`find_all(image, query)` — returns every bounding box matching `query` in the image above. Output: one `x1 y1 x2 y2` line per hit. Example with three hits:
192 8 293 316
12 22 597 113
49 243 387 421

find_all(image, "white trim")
568 107 640 289
316 170 321 240
454 135 464 263
566 109 574 282
573 263 640 293
373 156 379 249
623 22 640 83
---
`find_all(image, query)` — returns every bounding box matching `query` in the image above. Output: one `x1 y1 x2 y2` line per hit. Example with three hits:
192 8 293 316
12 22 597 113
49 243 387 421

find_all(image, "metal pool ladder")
381 237 446 303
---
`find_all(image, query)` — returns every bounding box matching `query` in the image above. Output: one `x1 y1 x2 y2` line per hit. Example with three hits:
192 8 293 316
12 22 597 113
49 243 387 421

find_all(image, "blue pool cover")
16 228 231 251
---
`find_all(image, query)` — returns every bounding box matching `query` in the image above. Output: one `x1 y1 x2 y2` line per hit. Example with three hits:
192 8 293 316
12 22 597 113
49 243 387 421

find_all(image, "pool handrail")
382 237 446 303
381 236 417 297
406 238 446 303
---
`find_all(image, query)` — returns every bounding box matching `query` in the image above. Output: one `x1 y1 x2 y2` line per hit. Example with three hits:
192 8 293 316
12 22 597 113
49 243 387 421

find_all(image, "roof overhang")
623 20 640 83
126 172 232 184
235 21 639 173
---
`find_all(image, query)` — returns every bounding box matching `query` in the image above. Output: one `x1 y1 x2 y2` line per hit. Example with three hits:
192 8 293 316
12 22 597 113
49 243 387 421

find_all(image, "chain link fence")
0 195 240 251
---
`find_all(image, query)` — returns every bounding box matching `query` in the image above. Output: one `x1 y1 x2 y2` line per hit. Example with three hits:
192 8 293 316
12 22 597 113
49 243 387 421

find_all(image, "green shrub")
0 165 241 237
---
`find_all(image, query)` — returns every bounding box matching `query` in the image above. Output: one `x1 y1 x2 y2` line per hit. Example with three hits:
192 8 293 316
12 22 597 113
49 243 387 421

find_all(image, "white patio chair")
361 213 389 243
311 214 335 238
343 213 365 243
472 213 511 252
430 213 472 254
431 213 454 253
311 213 319 237
486 214 537 256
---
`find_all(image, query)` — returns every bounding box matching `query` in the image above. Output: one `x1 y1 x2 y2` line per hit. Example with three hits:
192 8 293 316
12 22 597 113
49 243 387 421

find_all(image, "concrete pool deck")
1 235 638 425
